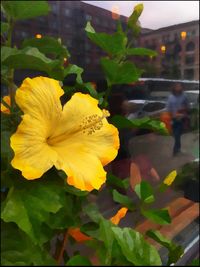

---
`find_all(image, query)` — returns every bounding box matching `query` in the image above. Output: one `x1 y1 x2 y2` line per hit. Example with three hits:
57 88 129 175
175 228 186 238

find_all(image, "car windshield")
128 102 144 113
185 92 199 103
143 102 166 112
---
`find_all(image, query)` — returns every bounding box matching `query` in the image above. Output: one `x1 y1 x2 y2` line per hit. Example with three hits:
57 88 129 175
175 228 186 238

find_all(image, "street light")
161 45 166 53
111 5 120 20
35 34 42 39
181 31 187 40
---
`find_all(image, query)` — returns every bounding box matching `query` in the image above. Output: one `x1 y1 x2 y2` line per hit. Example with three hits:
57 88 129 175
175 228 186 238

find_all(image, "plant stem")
56 230 68 265
6 18 16 108
104 83 112 105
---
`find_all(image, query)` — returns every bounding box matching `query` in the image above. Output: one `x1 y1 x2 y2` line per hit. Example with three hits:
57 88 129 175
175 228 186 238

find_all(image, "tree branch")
56 230 68 265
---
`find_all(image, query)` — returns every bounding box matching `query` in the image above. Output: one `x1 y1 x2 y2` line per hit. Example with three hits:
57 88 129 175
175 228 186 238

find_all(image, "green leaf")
112 189 134 211
79 82 98 98
111 227 162 266
85 22 127 56
0 130 13 163
64 64 83 84
1 46 18 62
110 115 169 135
188 259 200 266
22 36 70 58
111 239 134 266
107 174 127 189
135 181 155 203
66 255 92 266
1 22 9 34
128 4 144 31
122 178 130 189
80 222 99 239
85 21 95 33
141 208 171 225
99 218 114 265
82 203 102 223
1 178 66 245
47 195 75 230
1 221 56 266
101 58 142 85
146 230 184 265
127 47 157 57
2 1 50 20
2 46 59 75
64 183 88 196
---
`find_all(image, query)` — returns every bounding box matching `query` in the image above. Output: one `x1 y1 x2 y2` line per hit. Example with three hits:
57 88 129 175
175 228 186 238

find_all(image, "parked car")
184 90 199 109
127 99 167 119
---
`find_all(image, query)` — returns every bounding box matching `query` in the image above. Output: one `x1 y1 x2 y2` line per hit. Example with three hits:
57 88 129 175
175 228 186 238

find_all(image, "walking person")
167 83 189 156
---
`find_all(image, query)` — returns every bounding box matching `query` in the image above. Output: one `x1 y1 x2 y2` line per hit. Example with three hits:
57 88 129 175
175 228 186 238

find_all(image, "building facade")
11 1 127 83
138 20 199 81
3 1 199 83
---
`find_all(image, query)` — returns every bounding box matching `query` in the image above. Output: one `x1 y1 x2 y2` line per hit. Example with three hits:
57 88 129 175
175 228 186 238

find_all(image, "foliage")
1 1 183 266
146 230 184 265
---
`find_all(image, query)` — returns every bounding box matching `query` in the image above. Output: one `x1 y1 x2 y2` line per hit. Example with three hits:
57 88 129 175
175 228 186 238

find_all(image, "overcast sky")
83 1 199 29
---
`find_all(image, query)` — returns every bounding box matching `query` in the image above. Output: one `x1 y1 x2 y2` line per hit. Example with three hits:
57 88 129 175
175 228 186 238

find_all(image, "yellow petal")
10 114 58 179
110 207 128 225
1 95 11 114
11 78 119 190
15 76 64 120
163 170 177 186
49 93 119 191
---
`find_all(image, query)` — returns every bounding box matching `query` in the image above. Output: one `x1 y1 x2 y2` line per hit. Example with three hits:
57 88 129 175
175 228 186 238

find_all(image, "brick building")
138 20 199 80
12 1 127 83
3 1 200 83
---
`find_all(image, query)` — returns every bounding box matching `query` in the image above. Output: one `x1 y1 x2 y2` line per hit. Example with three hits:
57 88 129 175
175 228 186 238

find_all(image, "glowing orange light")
181 31 187 40
63 57 67 63
91 82 96 89
35 34 42 39
112 5 120 20
161 45 166 53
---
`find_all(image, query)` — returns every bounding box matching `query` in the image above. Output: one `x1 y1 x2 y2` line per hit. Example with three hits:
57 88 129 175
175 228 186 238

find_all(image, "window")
174 32 178 40
95 17 100 24
85 14 92 21
21 31 28 38
152 38 156 44
85 42 91 51
64 9 71 17
144 40 149 47
51 3 58 14
85 57 91 64
185 55 195 65
162 35 166 42
38 17 46 23
102 20 109 27
174 43 182 55
67 40 72 47
186 42 195 52
52 20 57 30
65 24 70 29
184 69 194 80
192 30 196 36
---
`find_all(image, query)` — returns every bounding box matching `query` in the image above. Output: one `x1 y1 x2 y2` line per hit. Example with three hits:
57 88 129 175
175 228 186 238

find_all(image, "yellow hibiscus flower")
1 95 11 114
163 170 177 186
10 76 119 191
